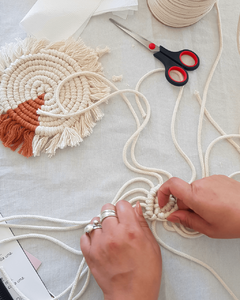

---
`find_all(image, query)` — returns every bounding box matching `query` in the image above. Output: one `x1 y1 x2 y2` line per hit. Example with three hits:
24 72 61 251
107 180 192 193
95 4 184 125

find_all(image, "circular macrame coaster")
0 37 110 157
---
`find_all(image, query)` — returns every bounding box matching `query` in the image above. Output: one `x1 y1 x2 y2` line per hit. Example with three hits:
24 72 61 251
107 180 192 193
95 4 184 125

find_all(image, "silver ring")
84 220 102 234
100 209 117 222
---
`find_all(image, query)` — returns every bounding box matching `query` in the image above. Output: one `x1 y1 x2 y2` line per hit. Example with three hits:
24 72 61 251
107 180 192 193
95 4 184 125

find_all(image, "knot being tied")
144 186 178 221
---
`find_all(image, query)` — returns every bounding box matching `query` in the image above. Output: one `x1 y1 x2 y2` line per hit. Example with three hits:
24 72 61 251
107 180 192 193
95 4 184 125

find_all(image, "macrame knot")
144 187 178 221
156 195 178 220
144 187 158 218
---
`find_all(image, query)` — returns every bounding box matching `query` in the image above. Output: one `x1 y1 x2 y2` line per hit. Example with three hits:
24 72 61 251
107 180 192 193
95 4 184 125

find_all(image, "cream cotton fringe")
0 2 240 300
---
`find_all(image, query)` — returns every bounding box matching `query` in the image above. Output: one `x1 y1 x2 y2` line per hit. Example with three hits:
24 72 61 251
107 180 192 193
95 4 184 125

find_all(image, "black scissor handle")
160 46 200 71
154 50 189 87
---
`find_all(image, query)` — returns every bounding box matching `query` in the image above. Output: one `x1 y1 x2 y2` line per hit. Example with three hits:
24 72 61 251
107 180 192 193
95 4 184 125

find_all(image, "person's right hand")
158 175 240 239
80 200 162 300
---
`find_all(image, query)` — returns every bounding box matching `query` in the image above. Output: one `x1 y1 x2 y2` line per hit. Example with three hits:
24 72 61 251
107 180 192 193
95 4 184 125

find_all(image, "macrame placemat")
0 38 110 157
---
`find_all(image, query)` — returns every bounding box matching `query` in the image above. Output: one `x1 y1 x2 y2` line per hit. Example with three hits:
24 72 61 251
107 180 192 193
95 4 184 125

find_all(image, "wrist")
104 290 159 300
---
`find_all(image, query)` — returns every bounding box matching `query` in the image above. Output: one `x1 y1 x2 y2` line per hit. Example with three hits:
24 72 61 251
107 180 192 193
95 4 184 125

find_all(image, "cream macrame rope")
196 2 223 178
0 2 239 300
147 0 216 27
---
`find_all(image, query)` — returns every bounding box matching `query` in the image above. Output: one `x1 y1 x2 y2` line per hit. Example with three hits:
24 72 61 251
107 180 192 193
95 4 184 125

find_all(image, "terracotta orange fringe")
0 95 45 157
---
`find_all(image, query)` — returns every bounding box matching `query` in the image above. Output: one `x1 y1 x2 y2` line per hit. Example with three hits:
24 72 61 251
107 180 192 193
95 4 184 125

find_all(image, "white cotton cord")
147 0 216 28
171 223 202 239
134 68 165 118
179 223 203 237
0 223 87 231
229 171 240 179
128 69 174 181
38 71 149 118
195 91 240 154
0 267 29 300
171 86 197 184
0 214 90 225
163 221 176 232
112 80 169 184
129 158 172 180
205 134 240 177
68 259 86 300
39 70 166 183
53 266 89 300
119 96 165 184
126 67 195 189
111 177 154 204
162 219 202 238
38 88 148 118
0 234 82 256
121 104 164 183
0 214 90 231
113 188 149 203
72 268 91 300
129 196 148 205
38 70 169 184
122 71 171 185
128 130 172 182
151 221 239 300
134 68 196 183
197 2 223 178
117 90 165 184
40 70 165 186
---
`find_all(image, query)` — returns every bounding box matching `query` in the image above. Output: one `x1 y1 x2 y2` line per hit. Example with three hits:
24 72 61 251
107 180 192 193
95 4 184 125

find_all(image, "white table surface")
1 0 240 299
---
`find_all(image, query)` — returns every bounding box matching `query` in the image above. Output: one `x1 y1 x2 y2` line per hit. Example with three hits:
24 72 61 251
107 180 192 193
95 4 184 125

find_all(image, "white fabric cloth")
95 0 138 15
1 0 240 300
20 0 138 41
20 0 103 41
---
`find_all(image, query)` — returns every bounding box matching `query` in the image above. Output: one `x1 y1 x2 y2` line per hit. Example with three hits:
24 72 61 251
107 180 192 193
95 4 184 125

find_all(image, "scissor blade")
109 18 160 53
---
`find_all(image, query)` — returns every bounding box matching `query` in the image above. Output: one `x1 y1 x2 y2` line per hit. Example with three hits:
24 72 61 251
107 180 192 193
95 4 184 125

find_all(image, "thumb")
167 210 212 236
134 201 151 230
134 202 159 246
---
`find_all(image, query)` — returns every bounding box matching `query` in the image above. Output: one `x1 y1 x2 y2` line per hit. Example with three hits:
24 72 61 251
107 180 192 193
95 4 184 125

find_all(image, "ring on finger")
84 220 102 234
100 209 118 222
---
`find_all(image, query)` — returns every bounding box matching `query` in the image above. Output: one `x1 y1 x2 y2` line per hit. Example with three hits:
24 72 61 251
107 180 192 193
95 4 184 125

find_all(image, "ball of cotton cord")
147 0 216 27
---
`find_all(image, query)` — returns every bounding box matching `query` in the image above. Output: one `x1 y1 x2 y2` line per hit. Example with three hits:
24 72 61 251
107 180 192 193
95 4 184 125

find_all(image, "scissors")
109 18 200 87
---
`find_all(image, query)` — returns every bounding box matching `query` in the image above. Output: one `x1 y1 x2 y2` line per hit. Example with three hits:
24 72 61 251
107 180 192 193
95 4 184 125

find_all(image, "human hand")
80 200 162 300
158 175 240 239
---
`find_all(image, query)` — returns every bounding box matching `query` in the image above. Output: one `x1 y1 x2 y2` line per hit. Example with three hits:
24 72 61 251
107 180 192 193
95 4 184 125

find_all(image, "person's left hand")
80 200 162 300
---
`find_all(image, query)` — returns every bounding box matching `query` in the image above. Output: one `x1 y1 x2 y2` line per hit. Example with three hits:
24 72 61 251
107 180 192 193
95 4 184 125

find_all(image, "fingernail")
136 201 143 216
167 215 180 223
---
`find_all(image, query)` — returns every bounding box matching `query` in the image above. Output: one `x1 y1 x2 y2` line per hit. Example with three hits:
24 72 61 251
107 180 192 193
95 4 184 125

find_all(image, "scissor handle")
154 50 189 87
160 46 200 71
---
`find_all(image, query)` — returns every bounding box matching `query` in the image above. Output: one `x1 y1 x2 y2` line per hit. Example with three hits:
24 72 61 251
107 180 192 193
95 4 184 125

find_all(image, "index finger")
158 177 194 209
